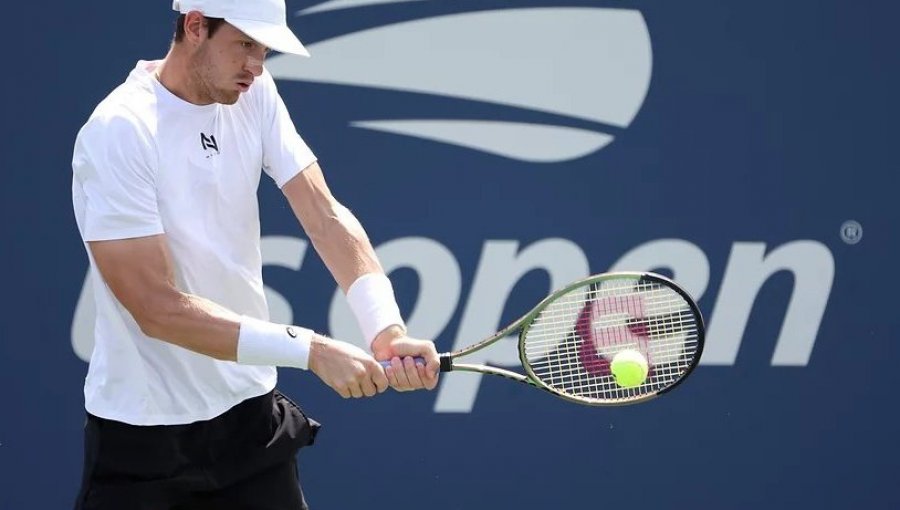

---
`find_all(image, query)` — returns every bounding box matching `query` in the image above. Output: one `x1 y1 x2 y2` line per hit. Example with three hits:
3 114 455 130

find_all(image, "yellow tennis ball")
610 349 649 388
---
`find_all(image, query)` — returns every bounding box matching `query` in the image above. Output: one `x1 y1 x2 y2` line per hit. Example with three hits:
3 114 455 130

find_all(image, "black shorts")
74 390 320 510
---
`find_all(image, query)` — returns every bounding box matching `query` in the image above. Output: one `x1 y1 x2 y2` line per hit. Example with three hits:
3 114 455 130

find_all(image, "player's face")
192 22 268 105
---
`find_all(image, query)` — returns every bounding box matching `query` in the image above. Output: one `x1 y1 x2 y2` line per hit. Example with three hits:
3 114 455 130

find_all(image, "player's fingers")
391 357 412 391
416 361 426 381
402 356 424 389
417 361 438 391
372 366 390 393
335 385 351 399
384 364 400 388
425 357 441 381
348 381 363 399
361 377 377 397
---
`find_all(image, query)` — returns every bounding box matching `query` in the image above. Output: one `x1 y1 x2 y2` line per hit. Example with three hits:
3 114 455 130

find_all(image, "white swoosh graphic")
270 8 650 126
351 120 614 163
298 0 426 16
269 8 652 162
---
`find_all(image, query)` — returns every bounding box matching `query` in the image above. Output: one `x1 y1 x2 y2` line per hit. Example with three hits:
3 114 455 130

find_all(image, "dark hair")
173 14 226 43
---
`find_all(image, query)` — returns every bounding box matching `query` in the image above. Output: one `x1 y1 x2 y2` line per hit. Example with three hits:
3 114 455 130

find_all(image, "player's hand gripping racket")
383 272 704 405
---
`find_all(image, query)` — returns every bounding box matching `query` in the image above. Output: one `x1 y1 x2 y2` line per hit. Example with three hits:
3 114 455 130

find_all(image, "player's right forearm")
136 289 242 361
129 277 392 395
88 235 312 368
137 288 314 369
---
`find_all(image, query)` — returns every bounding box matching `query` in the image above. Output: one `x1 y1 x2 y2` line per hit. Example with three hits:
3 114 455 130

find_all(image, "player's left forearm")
306 201 385 292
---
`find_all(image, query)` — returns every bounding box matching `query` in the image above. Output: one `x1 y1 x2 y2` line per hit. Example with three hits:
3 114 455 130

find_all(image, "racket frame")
439 271 705 406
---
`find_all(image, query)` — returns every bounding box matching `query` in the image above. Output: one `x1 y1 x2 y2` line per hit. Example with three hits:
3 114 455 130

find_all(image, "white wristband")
236 316 313 370
346 273 405 348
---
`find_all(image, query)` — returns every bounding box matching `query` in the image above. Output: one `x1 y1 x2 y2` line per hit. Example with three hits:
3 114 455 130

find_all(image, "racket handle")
378 356 426 368
378 355 452 372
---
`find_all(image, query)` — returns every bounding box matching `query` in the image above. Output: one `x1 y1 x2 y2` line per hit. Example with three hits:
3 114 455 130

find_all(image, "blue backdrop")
2 1 897 508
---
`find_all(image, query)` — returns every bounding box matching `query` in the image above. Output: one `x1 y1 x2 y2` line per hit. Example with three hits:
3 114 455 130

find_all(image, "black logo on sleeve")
200 133 219 155
286 327 298 338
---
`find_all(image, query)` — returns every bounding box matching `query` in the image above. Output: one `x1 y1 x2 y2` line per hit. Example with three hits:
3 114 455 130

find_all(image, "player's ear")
182 11 207 45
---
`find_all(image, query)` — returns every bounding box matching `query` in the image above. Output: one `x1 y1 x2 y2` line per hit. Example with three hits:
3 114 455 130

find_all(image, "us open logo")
269 2 652 163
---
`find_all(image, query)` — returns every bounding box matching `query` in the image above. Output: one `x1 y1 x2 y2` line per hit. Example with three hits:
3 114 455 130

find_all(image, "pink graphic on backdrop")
576 293 651 376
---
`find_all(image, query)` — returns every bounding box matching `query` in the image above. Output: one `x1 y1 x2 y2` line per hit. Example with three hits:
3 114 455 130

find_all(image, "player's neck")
156 47 214 106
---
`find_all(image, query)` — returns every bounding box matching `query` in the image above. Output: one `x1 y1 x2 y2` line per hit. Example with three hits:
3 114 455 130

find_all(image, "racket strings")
521 278 701 403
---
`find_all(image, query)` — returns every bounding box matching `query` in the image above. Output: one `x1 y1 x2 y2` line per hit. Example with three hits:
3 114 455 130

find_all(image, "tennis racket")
384 271 704 406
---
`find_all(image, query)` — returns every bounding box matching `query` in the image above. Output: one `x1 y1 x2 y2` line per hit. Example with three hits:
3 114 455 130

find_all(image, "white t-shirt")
71 60 317 426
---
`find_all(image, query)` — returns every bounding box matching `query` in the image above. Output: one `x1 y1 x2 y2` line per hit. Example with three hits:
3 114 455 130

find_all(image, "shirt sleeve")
72 111 164 242
257 68 318 188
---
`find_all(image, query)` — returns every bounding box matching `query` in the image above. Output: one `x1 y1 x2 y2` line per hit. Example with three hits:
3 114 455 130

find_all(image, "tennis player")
70 0 439 508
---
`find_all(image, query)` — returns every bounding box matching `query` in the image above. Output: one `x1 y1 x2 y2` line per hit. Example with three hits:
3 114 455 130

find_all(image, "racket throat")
439 354 454 373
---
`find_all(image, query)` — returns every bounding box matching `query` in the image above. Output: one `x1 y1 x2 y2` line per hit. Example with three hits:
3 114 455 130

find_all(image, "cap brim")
227 18 310 57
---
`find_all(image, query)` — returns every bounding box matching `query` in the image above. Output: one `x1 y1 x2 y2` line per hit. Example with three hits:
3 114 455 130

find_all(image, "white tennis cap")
172 0 309 57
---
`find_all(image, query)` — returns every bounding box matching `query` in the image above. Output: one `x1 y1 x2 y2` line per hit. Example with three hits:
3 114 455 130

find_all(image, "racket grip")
378 355 452 372
378 356 426 368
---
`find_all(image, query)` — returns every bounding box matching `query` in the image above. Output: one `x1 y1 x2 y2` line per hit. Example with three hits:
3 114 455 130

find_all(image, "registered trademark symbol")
840 220 863 245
